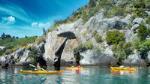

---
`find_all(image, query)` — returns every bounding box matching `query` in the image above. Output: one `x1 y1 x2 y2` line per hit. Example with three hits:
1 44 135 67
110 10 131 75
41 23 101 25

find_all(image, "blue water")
0 66 150 84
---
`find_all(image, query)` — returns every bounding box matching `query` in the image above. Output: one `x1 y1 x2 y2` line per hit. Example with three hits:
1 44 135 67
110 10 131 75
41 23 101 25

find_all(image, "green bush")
123 42 133 56
138 40 150 59
137 24 150 40
133 8 148 17
133 0 146 9
82 10 89 22
132 0 148 17
0 50 5 56
113 45 126 61
146 16 150 24
112 42 133 62
106 30 125 45
106 6 126 17
133 39 150 60
85 41 93 49
93 31 102 43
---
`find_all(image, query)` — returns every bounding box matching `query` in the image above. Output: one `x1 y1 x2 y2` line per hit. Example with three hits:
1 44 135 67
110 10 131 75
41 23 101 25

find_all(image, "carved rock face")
44 31 79 65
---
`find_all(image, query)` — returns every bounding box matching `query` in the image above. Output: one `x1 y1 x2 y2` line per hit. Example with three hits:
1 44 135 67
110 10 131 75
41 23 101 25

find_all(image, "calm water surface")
0 66 150 84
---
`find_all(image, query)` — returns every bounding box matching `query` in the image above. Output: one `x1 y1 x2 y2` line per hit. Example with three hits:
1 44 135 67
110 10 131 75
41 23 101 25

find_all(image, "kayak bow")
19 70 64 74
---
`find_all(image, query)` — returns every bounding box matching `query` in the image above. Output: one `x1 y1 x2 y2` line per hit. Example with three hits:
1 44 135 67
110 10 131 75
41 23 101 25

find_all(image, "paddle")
29 64 36 68
29 64 46 71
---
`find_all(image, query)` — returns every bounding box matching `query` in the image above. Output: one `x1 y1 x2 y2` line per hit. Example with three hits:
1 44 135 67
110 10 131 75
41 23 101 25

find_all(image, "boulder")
123 52 146 66
80 50 117 65
132 18 144 25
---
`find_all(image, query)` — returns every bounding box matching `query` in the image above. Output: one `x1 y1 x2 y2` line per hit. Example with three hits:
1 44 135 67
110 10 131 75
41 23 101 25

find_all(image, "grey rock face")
44 22 80 65
85 12 131 34
42 12 145 65
80 50 117 65
0 42 46 66
0 48 30 65
0 8 147 66
146 11 150 16
0 46 5 50
124 51 146 66
133 18 144 25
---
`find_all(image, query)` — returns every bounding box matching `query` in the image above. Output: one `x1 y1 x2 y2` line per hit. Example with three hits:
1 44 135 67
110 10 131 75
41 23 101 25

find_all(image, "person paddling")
36 63 41 70
30 63 45 71
74 50 82 67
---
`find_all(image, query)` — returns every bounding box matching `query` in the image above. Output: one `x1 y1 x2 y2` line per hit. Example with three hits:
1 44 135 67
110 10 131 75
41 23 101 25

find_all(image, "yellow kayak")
19 70 64 74
111 67 136 72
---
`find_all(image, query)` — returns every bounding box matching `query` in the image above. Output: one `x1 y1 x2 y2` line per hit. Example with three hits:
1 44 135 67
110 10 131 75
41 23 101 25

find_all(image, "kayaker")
37 63 41 70
34 63 43 70
74 50 82 67
119 65 125 68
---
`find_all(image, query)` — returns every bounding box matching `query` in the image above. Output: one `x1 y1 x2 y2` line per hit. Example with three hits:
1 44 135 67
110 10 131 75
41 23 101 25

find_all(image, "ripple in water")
0 66 150 84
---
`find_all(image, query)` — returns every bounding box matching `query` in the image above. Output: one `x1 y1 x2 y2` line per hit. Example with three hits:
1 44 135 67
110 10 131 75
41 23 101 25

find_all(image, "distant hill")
0 33 37 56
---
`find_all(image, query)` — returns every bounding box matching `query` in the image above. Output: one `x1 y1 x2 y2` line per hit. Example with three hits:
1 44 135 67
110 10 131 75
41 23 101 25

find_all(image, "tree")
1 33 12 39
89 0 97 7
43 28 47 36
112 42 133 65
1 33 6 39
93 31 102 43
106 30 125 45
139 40 150 60
133 0 148 17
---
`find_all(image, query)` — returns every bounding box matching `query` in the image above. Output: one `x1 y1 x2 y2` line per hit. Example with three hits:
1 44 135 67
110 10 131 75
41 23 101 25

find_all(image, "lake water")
0 66 150 84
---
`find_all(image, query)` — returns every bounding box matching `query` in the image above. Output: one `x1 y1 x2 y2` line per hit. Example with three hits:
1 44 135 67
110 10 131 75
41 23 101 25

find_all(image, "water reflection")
0 66 150 84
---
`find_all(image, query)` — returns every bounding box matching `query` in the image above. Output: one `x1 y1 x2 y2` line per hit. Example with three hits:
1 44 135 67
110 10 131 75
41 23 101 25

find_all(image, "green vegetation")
105 6 127 18
146 16 150 24
112 42 133 61
93 31 102 43
46 0 149 28
106 30 125 45
132 0 148 17
50 0 150 66
112 44 126 62
35 36 45 44
137 24 150 40
74 40 93 52
0 49 5 56
136 40 150 60
0 33 37 56
131 23 150 61
105 30 133 63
